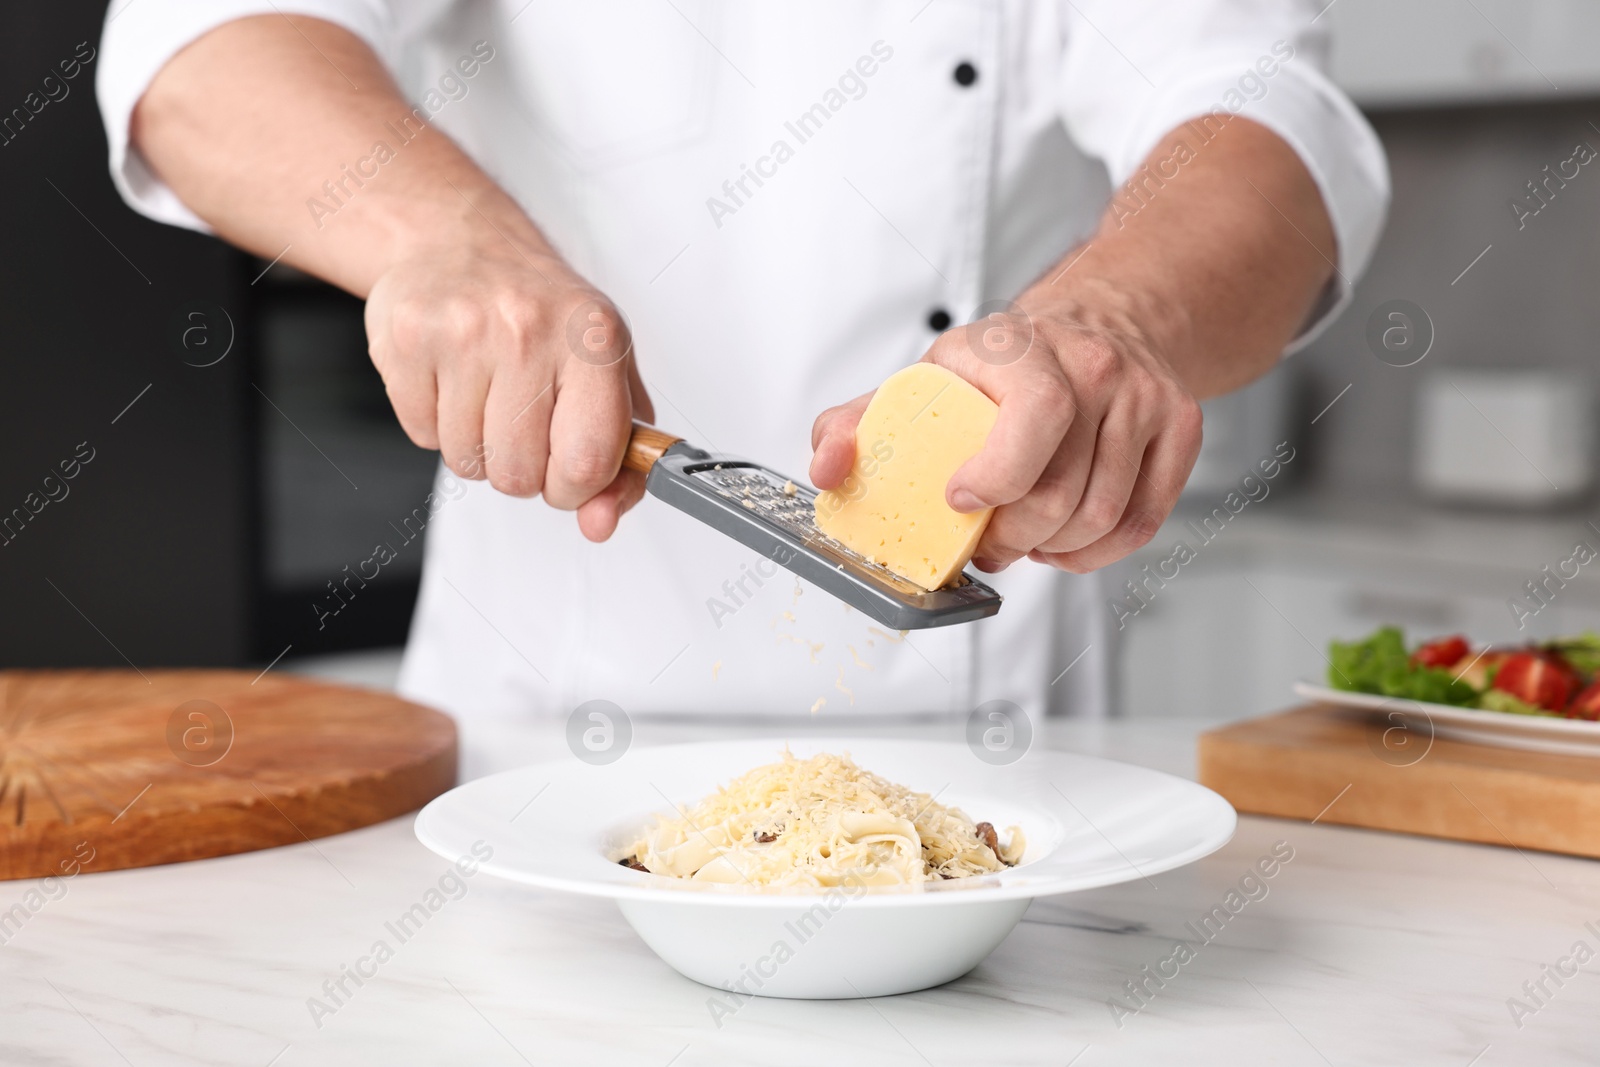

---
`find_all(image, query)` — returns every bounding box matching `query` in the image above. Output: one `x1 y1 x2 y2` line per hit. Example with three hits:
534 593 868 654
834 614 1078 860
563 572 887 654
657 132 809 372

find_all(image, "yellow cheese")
815 363 999 590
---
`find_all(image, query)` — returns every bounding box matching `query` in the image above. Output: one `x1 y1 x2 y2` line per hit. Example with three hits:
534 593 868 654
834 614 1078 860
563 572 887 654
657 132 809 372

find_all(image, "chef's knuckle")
1128 371 1165 407
1055 555 1094 575
1021 373 1074 422
1033 486 1078 531
500 298 551 348
385 388 436 445
1069 339 1120 392
1120 511 1163 550
396 411 435 445
980 521 1027 558
440 296 488 347
811 408 837 445
582 299 624 338
489 464 542 498
562 296 628 364
1076 496 1123 537
1171 395 1204 451
925 332 961 360
984 466 1036 505
367 338 392 378
445 446 489 480
388 301 429 353
397 417 438 451
560 446 618 495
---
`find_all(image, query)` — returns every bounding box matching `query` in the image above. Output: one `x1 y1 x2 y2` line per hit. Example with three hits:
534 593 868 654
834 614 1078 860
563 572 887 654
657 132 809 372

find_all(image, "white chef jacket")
99 1 1387 723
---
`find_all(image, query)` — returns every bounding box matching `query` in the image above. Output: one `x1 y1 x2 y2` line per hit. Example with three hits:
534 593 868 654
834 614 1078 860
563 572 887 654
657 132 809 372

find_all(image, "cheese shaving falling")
777 634 825 663
835 666 854 705
617 750 1026 888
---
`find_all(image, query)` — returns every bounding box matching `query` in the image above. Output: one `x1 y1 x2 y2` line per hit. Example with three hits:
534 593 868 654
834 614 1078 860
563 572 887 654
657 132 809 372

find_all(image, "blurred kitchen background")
5 1 1600 714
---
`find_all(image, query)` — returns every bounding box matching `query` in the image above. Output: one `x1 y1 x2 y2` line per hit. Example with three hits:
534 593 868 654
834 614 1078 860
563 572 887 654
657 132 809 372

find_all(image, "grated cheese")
618 750 1025 888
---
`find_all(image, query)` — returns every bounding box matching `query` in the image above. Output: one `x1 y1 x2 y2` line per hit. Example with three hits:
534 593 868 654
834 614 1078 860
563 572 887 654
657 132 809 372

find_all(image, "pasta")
616 750 1025 888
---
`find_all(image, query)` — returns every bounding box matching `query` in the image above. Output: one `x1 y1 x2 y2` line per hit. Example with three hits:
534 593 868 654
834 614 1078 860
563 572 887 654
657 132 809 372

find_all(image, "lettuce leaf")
1476 688 1559 718
1544 632 1600 677
1328 626 1408 692
1386 666 1480 706
1328 626 1478 706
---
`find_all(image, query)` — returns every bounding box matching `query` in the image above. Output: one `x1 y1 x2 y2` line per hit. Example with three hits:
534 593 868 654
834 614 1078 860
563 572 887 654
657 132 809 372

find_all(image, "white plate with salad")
1297 627 1600 757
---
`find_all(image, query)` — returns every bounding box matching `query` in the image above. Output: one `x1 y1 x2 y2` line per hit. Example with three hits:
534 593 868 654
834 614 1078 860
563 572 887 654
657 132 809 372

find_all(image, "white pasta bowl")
414 737 1235 999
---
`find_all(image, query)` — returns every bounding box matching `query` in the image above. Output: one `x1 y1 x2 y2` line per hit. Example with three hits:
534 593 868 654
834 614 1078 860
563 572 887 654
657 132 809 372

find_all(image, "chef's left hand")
809 285 1203 575
811 118 1345 576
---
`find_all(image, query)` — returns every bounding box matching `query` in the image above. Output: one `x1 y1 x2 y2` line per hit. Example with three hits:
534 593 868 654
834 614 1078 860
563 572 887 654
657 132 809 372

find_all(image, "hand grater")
622 422 1003 630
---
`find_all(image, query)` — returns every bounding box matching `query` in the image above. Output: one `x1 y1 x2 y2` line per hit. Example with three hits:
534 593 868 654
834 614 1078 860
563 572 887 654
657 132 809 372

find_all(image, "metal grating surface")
687 463 945 594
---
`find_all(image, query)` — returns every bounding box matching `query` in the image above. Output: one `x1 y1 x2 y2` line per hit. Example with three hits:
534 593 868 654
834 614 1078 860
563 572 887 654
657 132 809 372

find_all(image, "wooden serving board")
0 670 457 881
1199 703 1600 859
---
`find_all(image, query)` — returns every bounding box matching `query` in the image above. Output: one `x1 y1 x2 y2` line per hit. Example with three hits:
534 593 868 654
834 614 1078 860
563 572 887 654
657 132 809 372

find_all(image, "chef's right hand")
364 244 653 542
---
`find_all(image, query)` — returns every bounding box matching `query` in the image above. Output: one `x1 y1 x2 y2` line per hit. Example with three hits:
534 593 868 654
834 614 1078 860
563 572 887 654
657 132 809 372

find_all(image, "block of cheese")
814 363 999 590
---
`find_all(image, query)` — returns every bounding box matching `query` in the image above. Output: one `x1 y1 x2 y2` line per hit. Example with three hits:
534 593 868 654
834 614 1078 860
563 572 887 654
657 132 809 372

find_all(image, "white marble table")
6 709 1599 1067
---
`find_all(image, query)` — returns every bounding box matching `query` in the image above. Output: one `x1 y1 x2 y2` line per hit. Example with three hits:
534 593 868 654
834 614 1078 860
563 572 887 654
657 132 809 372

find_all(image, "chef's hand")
809 285 1203 575
365 244 653 542
129 13 654 543
811 117 1341 576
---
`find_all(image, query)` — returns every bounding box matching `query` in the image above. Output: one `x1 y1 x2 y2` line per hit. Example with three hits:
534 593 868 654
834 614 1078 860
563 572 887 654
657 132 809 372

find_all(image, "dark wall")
2 4 437 669
0 3 256 667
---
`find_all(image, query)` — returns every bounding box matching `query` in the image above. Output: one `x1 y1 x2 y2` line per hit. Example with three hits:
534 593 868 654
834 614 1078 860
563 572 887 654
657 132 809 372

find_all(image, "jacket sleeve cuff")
1064 55 1390 352
95 0 392 232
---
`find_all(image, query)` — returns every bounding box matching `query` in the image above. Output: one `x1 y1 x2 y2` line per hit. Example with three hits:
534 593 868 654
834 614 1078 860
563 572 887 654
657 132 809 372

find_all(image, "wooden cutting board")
0 670 457 881
1199 703 1600 859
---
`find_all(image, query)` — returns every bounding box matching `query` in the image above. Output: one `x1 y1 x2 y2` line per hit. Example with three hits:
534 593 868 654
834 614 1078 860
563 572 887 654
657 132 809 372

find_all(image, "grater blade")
642 440 1002 630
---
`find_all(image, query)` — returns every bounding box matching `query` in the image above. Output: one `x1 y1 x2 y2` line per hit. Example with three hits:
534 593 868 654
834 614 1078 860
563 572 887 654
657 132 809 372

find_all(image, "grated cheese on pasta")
617 750 1025 888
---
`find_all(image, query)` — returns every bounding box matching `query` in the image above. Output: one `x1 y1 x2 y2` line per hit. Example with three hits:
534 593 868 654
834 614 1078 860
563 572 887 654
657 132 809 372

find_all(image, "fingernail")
972 557 1008 573
948 488 985 512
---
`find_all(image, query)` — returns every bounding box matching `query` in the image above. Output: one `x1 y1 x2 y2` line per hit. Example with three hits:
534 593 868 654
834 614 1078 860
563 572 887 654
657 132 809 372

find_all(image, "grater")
622 423 1002 630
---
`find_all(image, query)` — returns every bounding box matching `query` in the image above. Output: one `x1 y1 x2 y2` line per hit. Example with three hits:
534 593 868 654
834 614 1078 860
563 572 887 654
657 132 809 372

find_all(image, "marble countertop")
6 708 1599 1067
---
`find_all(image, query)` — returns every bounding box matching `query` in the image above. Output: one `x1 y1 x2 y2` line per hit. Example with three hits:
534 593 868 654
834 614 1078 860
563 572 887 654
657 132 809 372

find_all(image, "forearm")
1023 116 1337 400
134 15 650 532
816 116 1338 573
132 15 550 297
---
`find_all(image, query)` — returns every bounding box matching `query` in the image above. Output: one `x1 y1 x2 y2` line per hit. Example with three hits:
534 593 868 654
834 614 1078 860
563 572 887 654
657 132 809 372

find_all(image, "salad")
1327 627 1600 721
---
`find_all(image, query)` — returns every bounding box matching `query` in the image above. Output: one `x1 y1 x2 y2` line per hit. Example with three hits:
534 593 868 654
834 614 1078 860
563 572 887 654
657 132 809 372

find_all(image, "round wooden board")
0 670 457 881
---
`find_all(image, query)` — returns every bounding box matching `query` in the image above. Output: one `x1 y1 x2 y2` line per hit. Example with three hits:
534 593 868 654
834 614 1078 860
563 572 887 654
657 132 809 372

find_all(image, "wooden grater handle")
622 422 684 474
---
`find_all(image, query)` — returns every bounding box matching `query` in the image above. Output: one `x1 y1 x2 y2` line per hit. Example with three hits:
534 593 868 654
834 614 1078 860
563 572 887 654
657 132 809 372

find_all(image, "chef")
98 1 1387 724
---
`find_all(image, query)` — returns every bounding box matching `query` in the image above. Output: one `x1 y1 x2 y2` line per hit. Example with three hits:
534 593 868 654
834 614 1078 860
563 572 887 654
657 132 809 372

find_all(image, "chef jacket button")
953 62 978 87
927 308 952 331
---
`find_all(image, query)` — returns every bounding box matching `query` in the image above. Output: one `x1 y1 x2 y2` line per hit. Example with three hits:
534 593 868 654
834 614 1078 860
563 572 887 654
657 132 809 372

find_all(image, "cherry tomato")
1567 680 1600 721
1492 652 1574 712
1412 635 1470 669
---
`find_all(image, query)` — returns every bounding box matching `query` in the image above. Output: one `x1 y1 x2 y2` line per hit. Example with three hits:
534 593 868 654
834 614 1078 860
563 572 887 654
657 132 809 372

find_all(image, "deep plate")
414 738 1235 997
1294 682 1600 758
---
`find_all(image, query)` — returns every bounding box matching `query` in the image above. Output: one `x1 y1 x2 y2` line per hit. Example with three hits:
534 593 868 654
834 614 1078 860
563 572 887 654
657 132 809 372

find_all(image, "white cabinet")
1326 0 1600 108
1109 570 1260 720
1112 505 1600 719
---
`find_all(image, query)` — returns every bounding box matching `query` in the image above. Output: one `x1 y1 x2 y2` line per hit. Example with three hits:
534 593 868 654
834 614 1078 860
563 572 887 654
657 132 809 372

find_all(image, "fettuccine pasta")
616 750 1025 888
